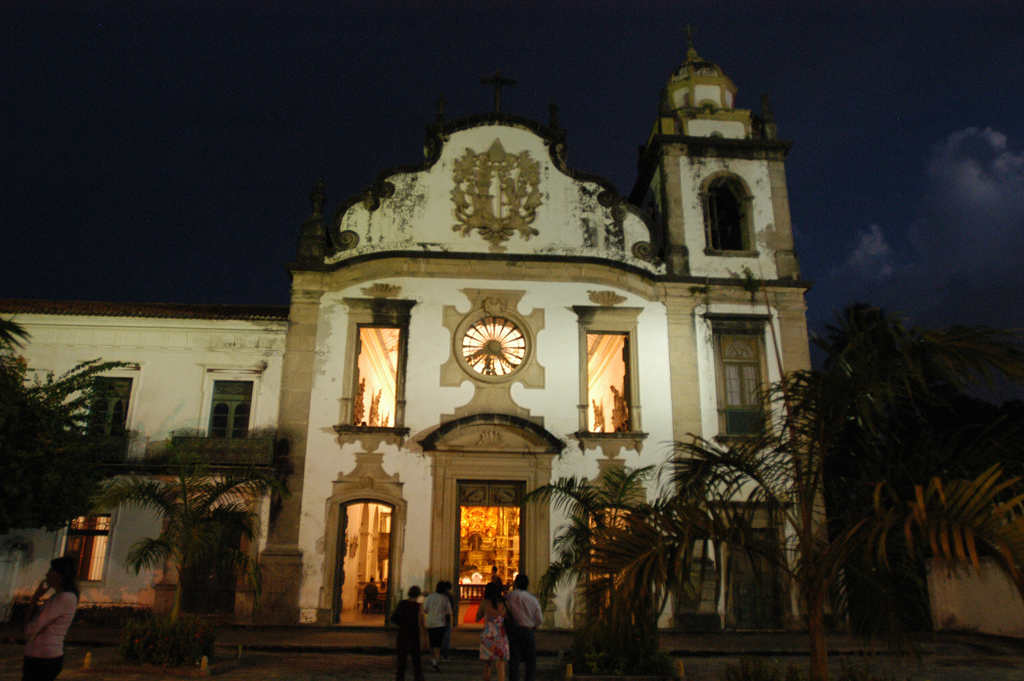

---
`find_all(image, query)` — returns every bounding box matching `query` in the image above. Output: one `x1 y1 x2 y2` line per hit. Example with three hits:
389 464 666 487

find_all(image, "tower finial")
548 99 559 129
685 24 699 60
760 94 778 139
310 179 325 218
436 93 446 123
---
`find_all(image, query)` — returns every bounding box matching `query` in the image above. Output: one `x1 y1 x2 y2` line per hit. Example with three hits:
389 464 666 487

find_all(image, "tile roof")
0 299 290 321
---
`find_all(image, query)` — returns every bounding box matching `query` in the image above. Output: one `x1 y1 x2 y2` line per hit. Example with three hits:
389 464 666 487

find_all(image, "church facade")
259 43 809 627
1 44 811 630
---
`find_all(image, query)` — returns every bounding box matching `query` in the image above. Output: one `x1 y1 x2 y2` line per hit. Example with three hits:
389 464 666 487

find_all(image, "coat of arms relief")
451 139 542 251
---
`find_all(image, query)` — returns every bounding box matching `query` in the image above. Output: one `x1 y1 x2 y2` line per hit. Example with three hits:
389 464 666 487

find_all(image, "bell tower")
630 37 800 282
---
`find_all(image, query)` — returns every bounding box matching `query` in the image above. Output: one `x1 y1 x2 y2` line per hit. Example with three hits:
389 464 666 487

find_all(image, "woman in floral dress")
475 581 509 681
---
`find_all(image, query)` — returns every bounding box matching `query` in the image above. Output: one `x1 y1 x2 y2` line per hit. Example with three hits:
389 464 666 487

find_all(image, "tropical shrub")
117 614 216 666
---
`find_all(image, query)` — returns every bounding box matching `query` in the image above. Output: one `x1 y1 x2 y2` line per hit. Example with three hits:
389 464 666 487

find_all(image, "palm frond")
125 537 173 574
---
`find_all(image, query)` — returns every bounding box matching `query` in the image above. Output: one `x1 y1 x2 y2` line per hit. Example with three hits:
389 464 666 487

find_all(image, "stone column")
255 282 321 624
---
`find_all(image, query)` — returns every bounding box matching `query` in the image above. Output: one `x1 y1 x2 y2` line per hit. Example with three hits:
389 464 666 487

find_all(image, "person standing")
441 581 456 662
423 581 452 671
475 581 508 681
391 586 427 681
504 574 542 681
23 556 79 681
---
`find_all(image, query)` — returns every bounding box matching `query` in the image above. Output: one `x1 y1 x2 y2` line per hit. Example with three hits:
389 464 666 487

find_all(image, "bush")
117 615 216 666
76 603 151 626
566 630 674 676
6 600 149 626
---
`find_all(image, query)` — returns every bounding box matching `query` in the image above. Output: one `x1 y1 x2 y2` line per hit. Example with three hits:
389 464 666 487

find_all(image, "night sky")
3 1 1023 343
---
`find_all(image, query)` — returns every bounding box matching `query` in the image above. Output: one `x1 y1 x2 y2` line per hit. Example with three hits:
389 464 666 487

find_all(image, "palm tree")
668 305 1024 681
0 317 29 348
537 305 1024 681
93 445 285 621
527 465 734 674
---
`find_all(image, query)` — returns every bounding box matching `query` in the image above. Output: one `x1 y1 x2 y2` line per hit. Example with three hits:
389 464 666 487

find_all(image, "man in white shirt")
422 581 453 671
504 574 543 681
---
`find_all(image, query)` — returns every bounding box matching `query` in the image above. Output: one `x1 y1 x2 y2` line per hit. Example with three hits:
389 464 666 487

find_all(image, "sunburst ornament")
461 317 526 376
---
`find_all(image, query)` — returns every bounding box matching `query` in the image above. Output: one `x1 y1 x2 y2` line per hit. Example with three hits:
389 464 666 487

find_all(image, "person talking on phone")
23 556 79 681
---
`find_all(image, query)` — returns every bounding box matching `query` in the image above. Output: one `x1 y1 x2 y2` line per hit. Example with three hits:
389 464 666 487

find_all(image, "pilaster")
663 285 704 443
254 282 321 624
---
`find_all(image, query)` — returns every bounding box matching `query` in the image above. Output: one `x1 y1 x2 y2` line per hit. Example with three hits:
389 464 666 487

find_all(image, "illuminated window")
65 515 111 582
353 327 401 428
343 297 414 429
461 317 526 377
89 378 132 436
704 175 751 252
586 333 631 433
209 381 252 438
573 305 642 435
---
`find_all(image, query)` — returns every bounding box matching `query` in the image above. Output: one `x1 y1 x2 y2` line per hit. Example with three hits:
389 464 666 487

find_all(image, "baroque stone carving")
587 290 627 307
482 297 507 316
452 140 542 249
632 241 655 262
476 430 504 447
337 230 360 251
362 283 402 298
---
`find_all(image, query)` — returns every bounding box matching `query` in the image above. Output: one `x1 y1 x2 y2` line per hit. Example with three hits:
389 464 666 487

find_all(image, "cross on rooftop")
481 71 515 113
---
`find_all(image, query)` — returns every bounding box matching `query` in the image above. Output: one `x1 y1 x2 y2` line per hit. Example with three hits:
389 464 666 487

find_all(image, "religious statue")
368 390 381 427
353 378 366 426
592 399 605 433
610 386 629 432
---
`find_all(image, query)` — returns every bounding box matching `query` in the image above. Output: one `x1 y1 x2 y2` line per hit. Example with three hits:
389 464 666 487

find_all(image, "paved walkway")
2 623 1024 680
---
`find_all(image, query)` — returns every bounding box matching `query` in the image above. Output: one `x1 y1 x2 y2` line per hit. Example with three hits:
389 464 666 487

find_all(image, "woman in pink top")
24 556 79 681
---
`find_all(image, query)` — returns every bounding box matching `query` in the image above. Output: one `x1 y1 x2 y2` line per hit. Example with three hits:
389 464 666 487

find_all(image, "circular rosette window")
461 316 527 377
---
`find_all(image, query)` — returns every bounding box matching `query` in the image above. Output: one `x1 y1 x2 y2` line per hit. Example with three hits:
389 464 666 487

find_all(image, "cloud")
912 127 1024 276
827 128 1024 330
836 223 895 280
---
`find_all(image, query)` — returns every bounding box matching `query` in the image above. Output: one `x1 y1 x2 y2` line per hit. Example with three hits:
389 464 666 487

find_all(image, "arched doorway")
317 449 407 626
333 501 393 624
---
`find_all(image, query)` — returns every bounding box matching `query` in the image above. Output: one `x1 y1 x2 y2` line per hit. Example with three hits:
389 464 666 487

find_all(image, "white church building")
1 44 813 630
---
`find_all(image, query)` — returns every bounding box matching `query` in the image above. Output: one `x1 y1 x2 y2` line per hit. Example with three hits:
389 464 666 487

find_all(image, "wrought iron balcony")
169 435 275 466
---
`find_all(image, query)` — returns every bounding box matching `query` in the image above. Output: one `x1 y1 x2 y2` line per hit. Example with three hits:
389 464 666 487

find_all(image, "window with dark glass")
717 334 764 435
209 380 252 438
705 177 747 252
89 377 132 436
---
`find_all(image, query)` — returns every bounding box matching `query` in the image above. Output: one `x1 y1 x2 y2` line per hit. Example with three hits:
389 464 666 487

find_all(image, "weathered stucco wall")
928 558 1024 637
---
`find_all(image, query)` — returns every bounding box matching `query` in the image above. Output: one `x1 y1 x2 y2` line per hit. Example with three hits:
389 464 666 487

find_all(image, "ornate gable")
325 114 662 274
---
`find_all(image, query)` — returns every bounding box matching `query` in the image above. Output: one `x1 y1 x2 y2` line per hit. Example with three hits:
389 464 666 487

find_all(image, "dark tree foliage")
0 346 124 534
818 306 1024 636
